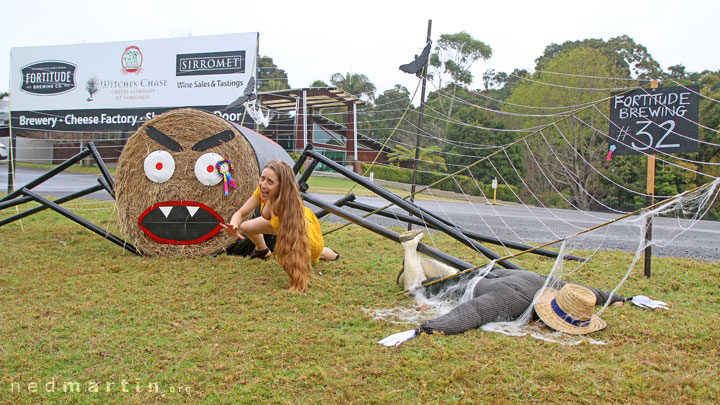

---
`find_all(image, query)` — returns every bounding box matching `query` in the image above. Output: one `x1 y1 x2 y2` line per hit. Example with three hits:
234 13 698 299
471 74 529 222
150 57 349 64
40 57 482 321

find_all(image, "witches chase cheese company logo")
20 61 77 95
175 51 245 76
122 46 143 74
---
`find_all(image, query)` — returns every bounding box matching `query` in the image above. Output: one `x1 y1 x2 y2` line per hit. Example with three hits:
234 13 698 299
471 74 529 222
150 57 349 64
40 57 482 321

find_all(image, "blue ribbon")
551 299 591 327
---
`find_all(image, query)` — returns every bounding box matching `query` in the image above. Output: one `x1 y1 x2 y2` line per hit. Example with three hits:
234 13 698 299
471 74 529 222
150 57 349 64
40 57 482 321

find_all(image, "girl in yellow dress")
222 160 339 292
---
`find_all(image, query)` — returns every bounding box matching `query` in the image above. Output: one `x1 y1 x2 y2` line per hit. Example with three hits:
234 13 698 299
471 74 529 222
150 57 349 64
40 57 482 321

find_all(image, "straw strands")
115 108 258 256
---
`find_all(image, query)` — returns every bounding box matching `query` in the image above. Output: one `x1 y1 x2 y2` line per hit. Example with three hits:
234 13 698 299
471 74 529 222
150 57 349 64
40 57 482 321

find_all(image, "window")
276 134 293 150
315 147 345 172
313 124 345 147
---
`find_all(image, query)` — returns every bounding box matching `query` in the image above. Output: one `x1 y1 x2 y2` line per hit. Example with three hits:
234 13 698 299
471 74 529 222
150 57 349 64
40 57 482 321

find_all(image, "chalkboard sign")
607 85 699 156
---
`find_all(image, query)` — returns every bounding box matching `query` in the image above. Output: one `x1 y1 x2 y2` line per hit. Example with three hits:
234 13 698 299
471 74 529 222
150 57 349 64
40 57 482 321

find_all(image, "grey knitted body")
418 269 624 335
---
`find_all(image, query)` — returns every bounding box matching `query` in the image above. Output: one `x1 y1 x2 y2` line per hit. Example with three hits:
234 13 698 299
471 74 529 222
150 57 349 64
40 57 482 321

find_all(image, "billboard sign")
10 33 258 132
608 85 699 156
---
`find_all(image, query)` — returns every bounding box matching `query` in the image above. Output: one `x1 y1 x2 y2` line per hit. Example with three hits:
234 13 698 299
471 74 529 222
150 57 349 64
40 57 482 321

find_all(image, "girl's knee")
239 222 254 235
240 217 275 236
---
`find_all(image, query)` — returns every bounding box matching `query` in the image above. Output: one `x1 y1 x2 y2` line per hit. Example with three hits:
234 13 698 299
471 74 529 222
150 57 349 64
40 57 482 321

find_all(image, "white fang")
159 206 173 218
187 206 200 217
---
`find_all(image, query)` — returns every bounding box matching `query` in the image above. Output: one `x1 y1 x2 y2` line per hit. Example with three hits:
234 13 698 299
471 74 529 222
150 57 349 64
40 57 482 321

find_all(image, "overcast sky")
3 0 719 98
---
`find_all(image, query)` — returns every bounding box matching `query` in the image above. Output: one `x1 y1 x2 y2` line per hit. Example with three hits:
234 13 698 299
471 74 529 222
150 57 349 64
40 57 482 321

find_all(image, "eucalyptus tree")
257 56 291 92
684 69 720 218
517 37 713 212
506 45 646 210
429 31 492 118
310 80 329 87
365 85 417 145
667 64 687 80
482 69 508 91
534 35 662 80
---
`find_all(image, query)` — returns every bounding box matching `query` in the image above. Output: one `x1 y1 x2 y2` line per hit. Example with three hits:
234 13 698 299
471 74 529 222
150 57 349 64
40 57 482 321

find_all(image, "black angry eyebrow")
146 126 183 152
191 130 235 152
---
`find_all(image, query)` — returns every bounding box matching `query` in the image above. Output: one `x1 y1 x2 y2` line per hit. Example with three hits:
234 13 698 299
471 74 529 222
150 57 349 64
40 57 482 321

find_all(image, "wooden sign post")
645 154 655 278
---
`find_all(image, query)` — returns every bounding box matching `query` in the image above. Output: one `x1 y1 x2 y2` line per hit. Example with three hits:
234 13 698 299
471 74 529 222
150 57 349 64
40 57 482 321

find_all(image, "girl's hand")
220 223 244 239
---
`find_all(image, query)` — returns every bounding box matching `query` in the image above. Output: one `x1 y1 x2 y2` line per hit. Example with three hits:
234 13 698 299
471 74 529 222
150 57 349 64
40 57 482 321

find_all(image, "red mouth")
137 201 223 245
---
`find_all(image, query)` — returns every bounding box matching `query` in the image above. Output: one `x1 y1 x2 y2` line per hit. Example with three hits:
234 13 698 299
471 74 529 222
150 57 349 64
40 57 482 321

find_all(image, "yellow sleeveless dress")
253 187 324 263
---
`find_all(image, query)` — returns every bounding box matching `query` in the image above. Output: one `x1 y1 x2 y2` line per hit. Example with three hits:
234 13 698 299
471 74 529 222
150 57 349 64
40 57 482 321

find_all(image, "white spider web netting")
353 70 720 344
4 60 719 345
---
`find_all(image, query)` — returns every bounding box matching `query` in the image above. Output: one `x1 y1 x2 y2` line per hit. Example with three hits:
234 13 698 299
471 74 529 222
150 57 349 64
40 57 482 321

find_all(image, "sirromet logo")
176 51 245 76
21 61 77 95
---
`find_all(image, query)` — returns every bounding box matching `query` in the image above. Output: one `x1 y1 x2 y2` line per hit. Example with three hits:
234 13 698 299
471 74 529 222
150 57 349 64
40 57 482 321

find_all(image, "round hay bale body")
115 108 292 256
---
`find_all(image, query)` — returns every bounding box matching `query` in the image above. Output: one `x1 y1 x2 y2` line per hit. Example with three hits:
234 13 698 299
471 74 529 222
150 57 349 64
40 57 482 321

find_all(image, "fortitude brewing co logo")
20 61 77 95
175 51 245 76
122 46 143 74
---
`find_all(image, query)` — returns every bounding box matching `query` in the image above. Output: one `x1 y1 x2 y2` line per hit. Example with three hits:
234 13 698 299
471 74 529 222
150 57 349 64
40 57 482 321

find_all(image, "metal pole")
20 188 140 255
302 192 485 273
302 90 308 149
292 146 311 174
87 141 115 196
293 96 300 154
0 148 92 202
408 19 432 231
645 154 655 278
340 197 586 262
311 193 357 220
6 105 15 193
301 146 521 269
644 79 659 279
393 191 584 262
97 177 114 198
0 182 105 226
353 103 358 161
297 159 319 186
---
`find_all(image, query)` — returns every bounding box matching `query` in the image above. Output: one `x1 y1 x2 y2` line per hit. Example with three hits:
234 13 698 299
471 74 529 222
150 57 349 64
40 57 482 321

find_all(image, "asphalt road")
308 193 720 262
2 164 113 200
3 164 719 262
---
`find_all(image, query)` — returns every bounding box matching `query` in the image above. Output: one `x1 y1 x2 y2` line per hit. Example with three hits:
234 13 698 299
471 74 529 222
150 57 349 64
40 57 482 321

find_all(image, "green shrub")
361 163 413 183
288 152 306 174
536 190 571 209
361 164 520 202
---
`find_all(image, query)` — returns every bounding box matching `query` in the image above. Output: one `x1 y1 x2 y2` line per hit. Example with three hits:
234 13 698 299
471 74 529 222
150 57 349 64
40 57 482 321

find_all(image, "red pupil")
156 162 163 171
207 165 214 173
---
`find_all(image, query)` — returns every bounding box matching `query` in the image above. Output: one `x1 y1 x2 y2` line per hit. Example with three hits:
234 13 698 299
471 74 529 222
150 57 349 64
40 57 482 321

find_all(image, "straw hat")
533 284 607 335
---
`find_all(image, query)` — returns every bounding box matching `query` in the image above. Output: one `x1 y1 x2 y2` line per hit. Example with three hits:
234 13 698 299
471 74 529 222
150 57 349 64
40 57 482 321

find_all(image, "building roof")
313 115 391 153
258 87 364 111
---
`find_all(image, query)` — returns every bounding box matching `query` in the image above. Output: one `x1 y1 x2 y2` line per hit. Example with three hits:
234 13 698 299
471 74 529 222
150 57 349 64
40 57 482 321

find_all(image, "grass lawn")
0 198 718 403
306 175 378 197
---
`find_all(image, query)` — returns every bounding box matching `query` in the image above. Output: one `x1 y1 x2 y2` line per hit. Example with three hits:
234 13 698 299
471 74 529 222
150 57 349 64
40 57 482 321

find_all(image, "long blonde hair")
266 160 311 292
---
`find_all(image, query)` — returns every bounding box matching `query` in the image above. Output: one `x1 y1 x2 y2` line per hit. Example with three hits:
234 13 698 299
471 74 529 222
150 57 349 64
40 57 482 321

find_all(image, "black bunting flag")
226 76 257 110
399 41 432 78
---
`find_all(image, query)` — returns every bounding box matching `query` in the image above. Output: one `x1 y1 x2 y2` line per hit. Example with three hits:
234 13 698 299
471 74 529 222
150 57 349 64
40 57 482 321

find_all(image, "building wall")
2 132 126 165
0 136 53 164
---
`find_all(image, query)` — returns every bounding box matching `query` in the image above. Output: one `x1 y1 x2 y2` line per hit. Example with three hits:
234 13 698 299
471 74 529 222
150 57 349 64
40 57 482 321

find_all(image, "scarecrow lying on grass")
380 231 665 347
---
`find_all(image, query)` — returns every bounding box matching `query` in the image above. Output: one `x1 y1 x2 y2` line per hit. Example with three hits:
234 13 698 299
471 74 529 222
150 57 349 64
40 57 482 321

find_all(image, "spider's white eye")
195 153 223 186
143 150 175 183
